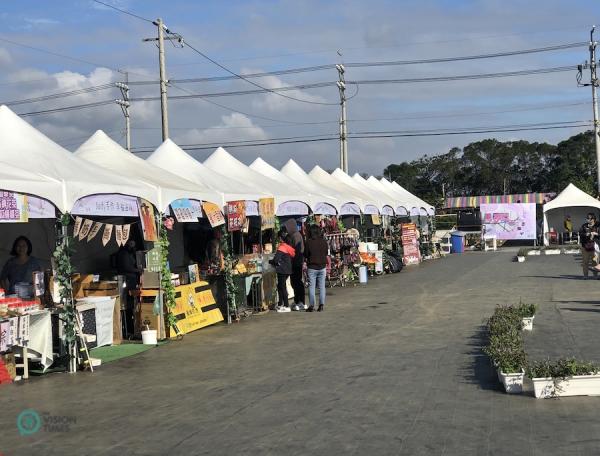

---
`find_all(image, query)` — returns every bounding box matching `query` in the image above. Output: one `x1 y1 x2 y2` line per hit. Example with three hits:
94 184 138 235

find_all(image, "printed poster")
169 282 223 338
480 203 536 240
259 197 275 230
401 223 421 265
171 199 203 223
202 202 225 228
0 192 28 223
227 200 246 232
138 199 158 242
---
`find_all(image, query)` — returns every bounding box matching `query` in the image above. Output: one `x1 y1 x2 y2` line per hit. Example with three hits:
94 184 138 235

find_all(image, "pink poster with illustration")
480 203 536 240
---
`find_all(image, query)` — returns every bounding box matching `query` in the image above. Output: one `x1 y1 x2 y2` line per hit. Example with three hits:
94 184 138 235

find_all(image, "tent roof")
0 162 63 209
75 131 222 210
352 173 396 210
281 160 349 206
0 105 155 212
543 183 600 212
379 178 435 215
251 158 339 211
203 147 308 208
309 166 372 210
331 168 380 211
146 139 265 205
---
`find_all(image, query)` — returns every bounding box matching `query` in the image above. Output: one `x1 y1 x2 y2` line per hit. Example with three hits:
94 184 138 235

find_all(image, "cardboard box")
142 271 160 289
83 280 119 297
112 296 122 345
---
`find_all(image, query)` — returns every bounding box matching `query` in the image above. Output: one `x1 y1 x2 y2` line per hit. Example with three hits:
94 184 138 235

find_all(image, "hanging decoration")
115 224 124 246
139 199 158 242
121 224 131 244
87 222 103 242
53 213 76 371
78 218 93 241
158 216 177 329
73 216 82 238
102 224 113 246
226 200 246 232
202 202 225 228
259 197 275 230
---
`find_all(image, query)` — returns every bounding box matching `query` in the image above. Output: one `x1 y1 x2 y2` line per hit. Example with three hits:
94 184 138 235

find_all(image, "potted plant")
483 305 527 393
516 248 528 262
516 301 537 331
526 358 600 398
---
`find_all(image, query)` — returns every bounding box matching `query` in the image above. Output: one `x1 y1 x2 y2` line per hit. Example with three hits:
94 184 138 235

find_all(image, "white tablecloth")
17 310 53 370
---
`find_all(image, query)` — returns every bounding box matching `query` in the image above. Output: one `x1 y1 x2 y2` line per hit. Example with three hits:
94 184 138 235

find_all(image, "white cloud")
0 48 12 67
174 113 268 146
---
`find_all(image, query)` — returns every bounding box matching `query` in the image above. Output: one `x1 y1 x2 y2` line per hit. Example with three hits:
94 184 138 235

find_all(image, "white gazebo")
543 183 600 245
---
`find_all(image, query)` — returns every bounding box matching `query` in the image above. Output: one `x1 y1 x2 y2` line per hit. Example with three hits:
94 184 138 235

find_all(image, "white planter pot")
531 374 600 398
544 249 561 255
517 256 525 262
497 370 525 394
527 250 541 256
522 316 534 331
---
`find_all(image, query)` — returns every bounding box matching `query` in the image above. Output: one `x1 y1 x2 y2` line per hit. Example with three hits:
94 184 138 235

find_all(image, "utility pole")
144 18 172 141
115 72 131 151
578 26 600 193
336 64 348 173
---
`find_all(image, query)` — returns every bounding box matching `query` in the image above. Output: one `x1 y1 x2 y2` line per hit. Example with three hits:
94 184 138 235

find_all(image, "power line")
1 83 114 106
168 32 340 106
91 0 154 23
18 100 115 117
129 120 591 153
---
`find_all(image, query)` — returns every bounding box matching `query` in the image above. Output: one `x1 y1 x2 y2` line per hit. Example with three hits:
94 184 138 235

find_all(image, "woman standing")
579 213 599 278
304 224 328 312
270 230 295 312
1 236 42 294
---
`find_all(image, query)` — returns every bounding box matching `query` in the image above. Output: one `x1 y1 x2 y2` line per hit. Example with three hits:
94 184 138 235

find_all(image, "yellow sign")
202 202 225 228
259 197 275 230
371 214 381 225
170 281 223 337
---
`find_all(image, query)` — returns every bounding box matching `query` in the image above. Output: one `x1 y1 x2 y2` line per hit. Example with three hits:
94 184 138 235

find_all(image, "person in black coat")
284 218 305 311
269 230 296 312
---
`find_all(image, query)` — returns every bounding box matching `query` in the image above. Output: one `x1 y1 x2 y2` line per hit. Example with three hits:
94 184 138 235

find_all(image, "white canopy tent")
75 131 222 211
281 160 361 216
309 166 371 215
330 168 381 214
0 106 156 213
204 147 310 215
380 178 435 216
543 183 600 245
250 158 338 215
365 176 413 215
352 174 395 216
146 139 266 206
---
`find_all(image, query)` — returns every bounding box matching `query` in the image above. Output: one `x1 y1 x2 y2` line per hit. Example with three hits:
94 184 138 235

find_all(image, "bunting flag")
115 225 124 247
73 217 83 237
102 224 113 247
445 192 556 209
121 224 131 245
87 222 103 242
78 218 93 241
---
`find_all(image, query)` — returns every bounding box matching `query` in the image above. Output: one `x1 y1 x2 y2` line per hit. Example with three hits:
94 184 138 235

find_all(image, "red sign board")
401 223 421 265
226 200 247 232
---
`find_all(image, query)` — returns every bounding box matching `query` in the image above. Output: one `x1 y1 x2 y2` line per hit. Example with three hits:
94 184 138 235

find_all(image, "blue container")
450 231 466 254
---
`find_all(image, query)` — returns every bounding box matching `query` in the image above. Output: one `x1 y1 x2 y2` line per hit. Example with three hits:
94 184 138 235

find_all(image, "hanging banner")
371 214 381 225
245 200 259 216
28 196 55 219
78 218 93 241
202 202 225 228
363 204 379 215
314 202 337 216
0 192 28 223
276 201 309 216
73 217 83 237
138 199 158 242
340 203 361 216
121 224 131 245
72 194 139 217
226 200 246 232
87 222 103 242
382 206 395 216
115 225 124 247
259 197 275 230
102 224 114 247
171 199 202 223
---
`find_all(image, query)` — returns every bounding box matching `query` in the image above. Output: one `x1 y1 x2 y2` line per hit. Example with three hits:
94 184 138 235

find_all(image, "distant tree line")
383 131 598 207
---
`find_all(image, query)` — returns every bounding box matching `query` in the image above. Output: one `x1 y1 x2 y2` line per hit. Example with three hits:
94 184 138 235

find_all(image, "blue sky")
1 0 600 175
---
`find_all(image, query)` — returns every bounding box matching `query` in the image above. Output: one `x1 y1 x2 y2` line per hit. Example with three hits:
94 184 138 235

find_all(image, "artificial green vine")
158 219 177 329
54 213 76 344
219 226 238 317
337 217 346 232
273 216 281 248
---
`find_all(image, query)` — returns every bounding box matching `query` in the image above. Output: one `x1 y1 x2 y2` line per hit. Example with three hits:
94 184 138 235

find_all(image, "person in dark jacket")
116 240 143 334
579 213 599 278
284 218 306 311
304 224 328 312
269 230 295 312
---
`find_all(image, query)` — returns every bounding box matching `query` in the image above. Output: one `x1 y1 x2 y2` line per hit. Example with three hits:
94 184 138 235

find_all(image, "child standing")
270 230 296 312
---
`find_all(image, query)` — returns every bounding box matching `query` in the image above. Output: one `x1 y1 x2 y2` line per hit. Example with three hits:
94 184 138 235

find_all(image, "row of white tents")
0 105 434 217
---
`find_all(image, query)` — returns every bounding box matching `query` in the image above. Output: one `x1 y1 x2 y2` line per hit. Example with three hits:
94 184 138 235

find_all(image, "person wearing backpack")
269 230 296 312
579 213 599 278
304 224 328 312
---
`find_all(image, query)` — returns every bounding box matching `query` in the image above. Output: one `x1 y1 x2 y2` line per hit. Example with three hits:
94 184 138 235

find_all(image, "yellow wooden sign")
170 281 223 337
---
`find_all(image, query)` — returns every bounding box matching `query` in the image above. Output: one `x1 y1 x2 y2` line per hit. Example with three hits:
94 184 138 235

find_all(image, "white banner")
340 203 361 216
382 206 395 216
276 201 309 216
72 194 139 217
363 204 380 215
313 202 337 215
245 200 259 216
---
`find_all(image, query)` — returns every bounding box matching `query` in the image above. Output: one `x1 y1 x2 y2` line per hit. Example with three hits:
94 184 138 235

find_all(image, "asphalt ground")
2 250 600 455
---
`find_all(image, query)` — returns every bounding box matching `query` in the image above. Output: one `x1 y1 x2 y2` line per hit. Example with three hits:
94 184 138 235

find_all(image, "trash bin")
450 231 466 254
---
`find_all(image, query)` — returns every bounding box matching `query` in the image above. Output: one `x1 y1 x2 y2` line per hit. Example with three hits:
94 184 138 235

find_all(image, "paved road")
2 251 600 455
